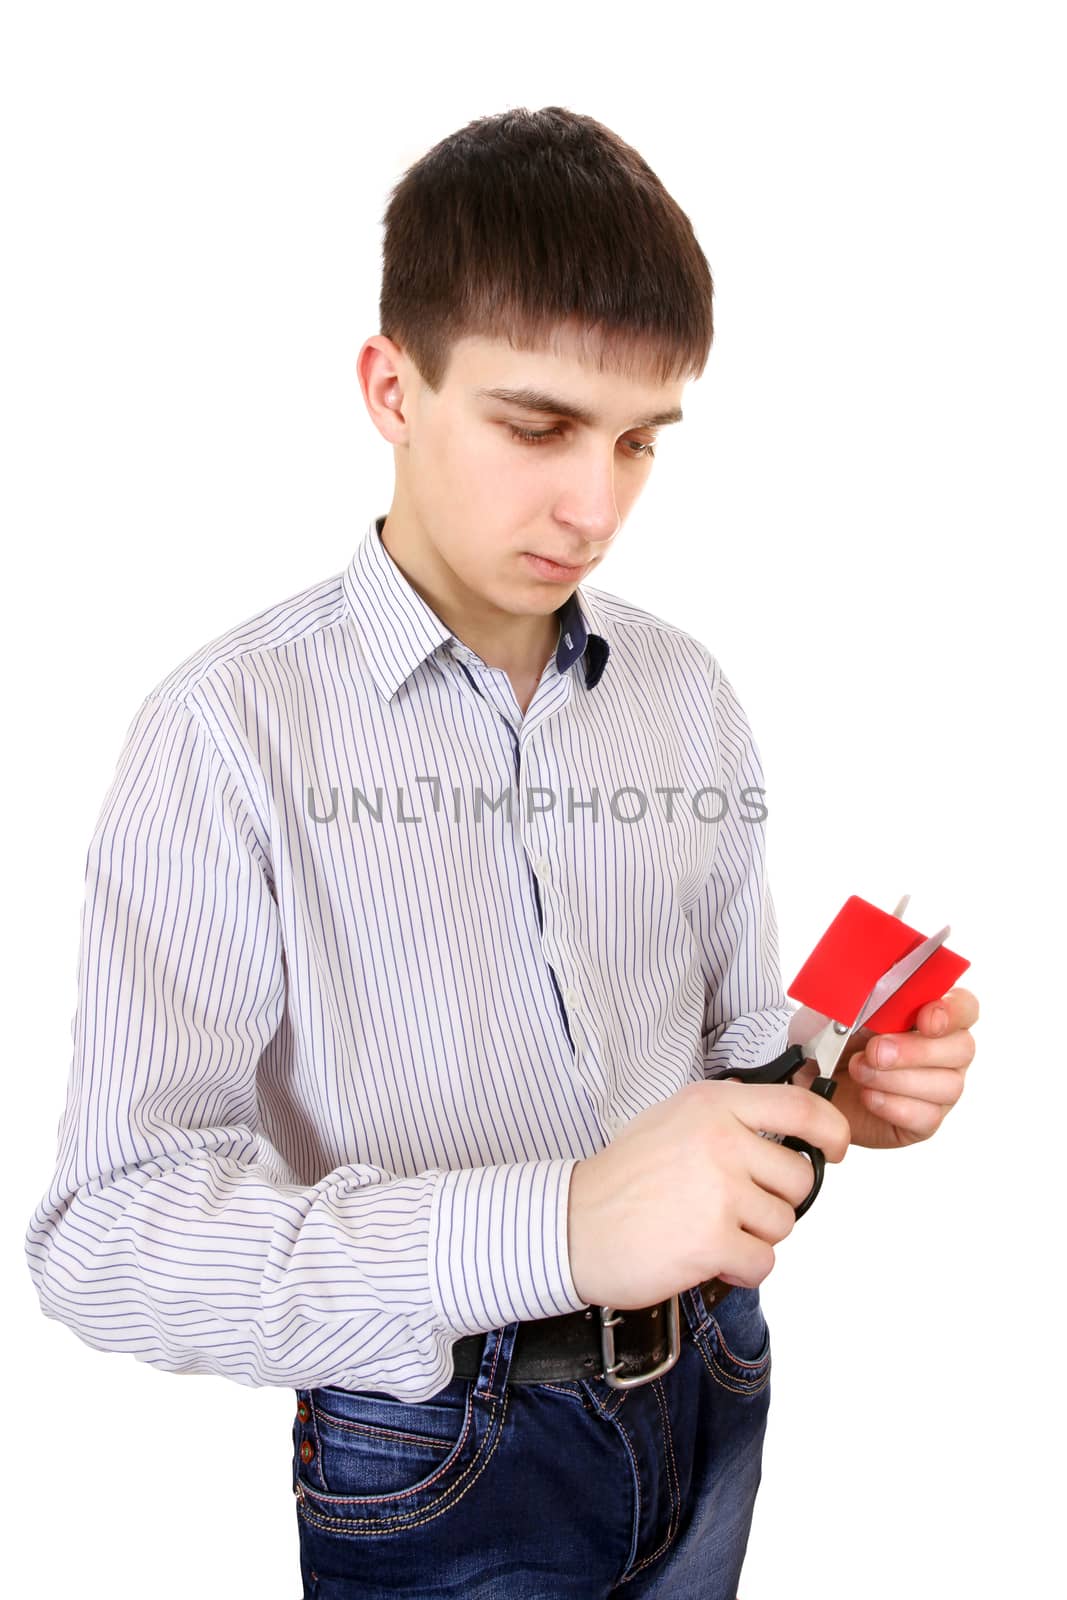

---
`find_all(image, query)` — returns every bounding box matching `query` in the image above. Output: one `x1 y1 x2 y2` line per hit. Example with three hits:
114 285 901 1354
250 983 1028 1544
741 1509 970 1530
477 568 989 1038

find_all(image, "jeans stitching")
653 1377 681 1544
617 1379 683 1582
296 1387 509 1537
604 1405 643 1581
301 1387 478 1506
711 1314 772 1372
692 1328 772 1397
310 1406 455 1450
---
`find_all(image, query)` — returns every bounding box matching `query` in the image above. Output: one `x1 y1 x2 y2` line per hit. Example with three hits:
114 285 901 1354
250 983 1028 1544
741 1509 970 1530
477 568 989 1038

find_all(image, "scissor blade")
891 894 911 919
852 924 951 1032
801 918 951 1078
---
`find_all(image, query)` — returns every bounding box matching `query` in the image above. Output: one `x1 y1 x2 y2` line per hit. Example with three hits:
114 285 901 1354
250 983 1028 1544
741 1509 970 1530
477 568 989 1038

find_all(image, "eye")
507 425 655 458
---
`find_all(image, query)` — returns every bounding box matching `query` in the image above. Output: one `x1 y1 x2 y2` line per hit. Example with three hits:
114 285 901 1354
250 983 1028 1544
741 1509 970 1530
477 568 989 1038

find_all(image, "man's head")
358 107 713 636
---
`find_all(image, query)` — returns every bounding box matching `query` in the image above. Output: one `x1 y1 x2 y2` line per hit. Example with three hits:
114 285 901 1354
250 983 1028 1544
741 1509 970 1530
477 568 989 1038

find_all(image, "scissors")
693 902 951 1317
596 898 958 1383
721 897 951 1222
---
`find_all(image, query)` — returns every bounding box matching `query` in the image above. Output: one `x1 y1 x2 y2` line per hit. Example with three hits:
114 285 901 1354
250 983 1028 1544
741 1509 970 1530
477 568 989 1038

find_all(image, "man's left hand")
821 986 980 1149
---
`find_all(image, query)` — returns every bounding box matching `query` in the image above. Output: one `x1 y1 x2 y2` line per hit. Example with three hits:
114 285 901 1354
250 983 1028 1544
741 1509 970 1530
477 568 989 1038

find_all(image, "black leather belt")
450 1278 735 1390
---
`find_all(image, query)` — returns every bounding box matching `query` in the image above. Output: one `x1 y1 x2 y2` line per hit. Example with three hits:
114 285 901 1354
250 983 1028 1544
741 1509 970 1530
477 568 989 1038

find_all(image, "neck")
378 512 563 677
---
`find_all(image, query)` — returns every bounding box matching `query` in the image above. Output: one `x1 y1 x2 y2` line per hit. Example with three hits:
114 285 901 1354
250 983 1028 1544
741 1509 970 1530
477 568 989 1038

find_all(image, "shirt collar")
342 515 610 703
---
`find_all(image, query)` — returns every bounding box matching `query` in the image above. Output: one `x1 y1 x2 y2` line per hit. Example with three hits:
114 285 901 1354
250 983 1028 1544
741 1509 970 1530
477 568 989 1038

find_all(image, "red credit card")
788 895 970 1035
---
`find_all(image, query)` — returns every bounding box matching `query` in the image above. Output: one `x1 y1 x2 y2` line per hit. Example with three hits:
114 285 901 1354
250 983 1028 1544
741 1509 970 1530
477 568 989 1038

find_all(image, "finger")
856 1087 948 1138
719 1232 777 1289
748 1133 826 1213
860 1030 976 1071
918 986 979 1036
849 1059 966 1107
738 1172 800 1245
728 1082 851 1162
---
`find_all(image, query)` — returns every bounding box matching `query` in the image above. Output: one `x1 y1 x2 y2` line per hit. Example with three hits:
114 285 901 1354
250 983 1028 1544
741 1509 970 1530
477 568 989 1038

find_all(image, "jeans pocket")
293 1375 500 1534
694 1285 772 1397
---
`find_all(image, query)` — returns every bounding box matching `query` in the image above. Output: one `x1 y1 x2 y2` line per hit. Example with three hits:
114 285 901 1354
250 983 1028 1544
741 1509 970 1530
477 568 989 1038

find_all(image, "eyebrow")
471 385 683 430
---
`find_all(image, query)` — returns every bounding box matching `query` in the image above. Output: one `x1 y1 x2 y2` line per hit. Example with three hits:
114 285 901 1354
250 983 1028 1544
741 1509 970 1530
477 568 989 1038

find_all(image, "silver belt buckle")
597 1294 681 1389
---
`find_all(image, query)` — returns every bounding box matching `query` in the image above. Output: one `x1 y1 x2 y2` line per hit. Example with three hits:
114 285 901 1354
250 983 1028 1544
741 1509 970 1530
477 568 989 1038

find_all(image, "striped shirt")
24 513 794 1401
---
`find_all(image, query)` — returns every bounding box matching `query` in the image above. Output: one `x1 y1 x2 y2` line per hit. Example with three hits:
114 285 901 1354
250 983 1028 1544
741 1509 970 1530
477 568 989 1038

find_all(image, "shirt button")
299 1439 315 1464
564 988 580 1010
536 858 551 880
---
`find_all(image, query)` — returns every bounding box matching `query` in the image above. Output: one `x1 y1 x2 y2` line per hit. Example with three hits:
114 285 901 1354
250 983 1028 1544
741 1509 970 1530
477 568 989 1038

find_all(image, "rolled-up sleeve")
693 658 795 1077
23 691 586 1399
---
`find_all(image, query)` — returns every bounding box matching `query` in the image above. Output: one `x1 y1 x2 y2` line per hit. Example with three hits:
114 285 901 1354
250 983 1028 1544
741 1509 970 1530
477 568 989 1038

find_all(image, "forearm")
26 1148 584 1395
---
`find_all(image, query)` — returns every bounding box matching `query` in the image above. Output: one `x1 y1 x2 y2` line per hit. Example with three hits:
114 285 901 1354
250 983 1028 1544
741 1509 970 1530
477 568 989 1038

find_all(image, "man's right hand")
566 1077 852 1310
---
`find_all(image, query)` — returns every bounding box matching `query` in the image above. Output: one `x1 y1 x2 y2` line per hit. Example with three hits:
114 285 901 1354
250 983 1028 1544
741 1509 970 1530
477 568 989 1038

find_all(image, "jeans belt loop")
597 1293 682 1389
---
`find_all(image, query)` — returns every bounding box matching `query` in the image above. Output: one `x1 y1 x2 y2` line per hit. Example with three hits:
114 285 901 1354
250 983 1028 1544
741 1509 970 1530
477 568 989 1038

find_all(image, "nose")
554 448 622 547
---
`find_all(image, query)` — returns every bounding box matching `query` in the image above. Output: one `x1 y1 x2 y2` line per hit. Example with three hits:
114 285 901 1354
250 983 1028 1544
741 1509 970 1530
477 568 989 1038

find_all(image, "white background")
3 3 1062 1595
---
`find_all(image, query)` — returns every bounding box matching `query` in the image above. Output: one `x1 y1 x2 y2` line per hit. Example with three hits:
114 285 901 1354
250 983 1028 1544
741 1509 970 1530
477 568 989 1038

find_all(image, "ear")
357 335 412 443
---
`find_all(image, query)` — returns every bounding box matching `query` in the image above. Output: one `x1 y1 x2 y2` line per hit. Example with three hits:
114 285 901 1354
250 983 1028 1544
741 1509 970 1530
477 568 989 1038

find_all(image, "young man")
25 107 978 1597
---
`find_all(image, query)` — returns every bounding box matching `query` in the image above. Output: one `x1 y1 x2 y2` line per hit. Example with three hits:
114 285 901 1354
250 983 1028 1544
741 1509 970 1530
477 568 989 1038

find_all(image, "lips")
532 555 585 571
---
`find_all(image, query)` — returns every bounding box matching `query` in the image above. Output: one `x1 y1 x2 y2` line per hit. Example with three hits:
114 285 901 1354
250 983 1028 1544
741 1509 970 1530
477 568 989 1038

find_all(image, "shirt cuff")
429 1157 589 1336
703 1006 795 1077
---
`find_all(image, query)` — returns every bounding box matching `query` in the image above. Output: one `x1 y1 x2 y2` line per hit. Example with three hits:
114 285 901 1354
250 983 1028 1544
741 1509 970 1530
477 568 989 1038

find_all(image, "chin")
515 592 566 612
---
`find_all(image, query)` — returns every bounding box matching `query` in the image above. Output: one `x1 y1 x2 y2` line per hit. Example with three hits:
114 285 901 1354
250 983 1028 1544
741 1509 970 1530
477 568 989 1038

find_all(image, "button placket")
528 849 586 1039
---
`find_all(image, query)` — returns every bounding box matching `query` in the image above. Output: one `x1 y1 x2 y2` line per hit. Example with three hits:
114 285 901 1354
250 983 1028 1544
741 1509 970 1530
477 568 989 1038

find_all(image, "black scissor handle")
700 1046 838 1311
781 1134 825 1220
721 1045 838 1220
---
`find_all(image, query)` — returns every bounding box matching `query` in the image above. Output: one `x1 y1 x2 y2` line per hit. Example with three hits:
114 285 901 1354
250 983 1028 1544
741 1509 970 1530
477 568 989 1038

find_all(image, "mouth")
522 552 589 581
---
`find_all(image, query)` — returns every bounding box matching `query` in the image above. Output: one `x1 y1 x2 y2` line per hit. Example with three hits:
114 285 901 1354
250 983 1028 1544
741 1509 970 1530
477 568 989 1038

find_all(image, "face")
360 318 688 624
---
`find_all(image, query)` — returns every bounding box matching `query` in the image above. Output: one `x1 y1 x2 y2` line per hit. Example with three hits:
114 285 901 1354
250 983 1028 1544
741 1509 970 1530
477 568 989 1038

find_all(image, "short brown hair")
378 106 713 393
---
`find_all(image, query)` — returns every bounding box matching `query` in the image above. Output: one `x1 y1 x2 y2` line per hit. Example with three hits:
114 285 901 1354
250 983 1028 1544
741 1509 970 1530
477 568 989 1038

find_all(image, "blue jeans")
292 1282 771 1598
